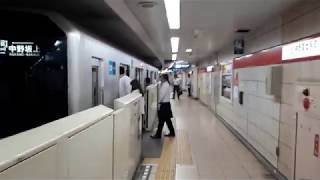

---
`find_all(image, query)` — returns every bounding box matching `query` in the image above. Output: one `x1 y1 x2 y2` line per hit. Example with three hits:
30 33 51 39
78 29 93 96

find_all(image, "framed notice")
234 39 244 55
108 60 116 75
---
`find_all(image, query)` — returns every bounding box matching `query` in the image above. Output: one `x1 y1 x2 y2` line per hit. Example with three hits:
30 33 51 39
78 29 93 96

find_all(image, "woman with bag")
151 74 175 139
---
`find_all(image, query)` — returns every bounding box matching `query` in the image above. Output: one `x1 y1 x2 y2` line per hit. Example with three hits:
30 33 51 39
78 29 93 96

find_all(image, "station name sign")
0 40 41 57
282 37 320 61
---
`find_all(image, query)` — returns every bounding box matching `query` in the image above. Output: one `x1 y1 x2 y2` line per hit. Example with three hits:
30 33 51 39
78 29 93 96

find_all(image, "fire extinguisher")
302 88 310 111
303 97 311 111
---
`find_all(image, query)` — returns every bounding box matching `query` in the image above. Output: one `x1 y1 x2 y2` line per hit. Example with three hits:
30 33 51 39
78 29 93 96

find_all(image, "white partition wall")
295 82 320 180
145 84 158 131
0 106 114 180
114 92 143 180
0 145 59 179
62 115 113 179
191 68 198 98
113 108 132 180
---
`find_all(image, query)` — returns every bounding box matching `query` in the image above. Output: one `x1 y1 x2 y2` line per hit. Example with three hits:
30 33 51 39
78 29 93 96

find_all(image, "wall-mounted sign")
234 39 244 55
109 60 116 75
282 37 320 61
0 40 40 57
206 65 214 72
174 64 190 69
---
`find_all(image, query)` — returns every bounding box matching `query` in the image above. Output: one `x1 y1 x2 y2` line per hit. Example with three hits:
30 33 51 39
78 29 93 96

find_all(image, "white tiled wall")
216 66 281 167
198 2 320 179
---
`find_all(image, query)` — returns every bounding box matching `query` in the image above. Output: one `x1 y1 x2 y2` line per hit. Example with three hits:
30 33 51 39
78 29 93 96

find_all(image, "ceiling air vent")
236 29 250 33
138 1 157 8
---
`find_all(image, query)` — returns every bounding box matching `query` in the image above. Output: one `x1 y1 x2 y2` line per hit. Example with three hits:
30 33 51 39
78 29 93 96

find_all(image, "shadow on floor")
142 131 164 158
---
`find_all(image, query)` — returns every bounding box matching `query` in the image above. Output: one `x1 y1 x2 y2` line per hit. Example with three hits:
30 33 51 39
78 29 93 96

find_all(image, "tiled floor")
171 96 274 180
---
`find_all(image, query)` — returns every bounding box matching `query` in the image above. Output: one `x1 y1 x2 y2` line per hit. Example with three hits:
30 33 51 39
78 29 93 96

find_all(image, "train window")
120 64 130 76
0 11 68 139
221 64 232 100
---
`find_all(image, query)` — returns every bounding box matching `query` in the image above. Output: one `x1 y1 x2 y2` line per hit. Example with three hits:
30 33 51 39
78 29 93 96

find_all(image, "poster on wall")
221 64 233 100
109 60 116 75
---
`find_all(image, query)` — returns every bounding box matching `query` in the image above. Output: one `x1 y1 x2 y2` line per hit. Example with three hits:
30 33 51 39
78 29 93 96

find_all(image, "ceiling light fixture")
171 37 179 53
172 54 177 61
186 49 192 53
164 0 180 29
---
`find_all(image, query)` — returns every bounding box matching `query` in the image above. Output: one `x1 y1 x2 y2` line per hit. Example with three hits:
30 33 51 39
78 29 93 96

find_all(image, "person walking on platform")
151 74 175 139
186 74 192 97
172 74 182 100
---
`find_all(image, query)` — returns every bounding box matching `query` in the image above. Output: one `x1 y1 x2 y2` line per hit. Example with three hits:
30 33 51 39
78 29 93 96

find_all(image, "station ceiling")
0 0 302 67
125 0 301 63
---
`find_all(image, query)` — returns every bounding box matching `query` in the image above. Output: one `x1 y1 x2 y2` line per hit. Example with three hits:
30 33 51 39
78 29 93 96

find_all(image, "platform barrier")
0 92 144 180
0 105 114 179
145 84 159 131
114 92 143 180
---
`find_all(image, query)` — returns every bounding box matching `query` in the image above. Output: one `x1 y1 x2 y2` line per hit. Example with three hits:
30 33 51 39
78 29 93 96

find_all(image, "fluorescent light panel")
164 0 180 29
186 49 192 53
172 54 177 61
171 37 179 53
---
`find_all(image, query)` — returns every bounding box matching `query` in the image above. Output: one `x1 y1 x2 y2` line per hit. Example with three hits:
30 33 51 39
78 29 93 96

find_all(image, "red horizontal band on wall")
233 47 282 69
282 55 320 64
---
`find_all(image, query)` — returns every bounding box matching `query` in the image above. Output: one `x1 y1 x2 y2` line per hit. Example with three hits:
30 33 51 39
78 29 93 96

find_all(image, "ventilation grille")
138 1 157 8
236 29 250 33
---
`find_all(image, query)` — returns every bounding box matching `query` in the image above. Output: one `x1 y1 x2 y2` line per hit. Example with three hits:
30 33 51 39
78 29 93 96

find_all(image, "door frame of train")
91 57 104 106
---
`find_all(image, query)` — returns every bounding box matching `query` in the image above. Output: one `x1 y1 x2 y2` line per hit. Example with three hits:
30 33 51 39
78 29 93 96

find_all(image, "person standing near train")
151 74 175 139
119 66 131 97
186 74 192 97
172 74 182 100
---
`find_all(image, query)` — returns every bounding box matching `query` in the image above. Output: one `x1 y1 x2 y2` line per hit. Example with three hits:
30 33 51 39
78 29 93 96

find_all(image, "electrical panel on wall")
266 66 282 100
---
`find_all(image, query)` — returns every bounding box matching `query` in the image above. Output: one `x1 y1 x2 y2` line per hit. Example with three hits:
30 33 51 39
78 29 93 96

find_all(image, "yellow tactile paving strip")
143 158 160 165
155 137 176 180
142 130 193 180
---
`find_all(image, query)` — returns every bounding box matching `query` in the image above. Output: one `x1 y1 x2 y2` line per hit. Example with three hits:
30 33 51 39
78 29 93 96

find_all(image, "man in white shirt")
186 74 192 97
151 73 175 139
119 66 132 97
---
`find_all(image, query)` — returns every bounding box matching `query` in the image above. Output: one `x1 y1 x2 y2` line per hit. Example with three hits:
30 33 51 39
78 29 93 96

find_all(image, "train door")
149 71 153 83
91 57 104 107
92 66 99 106
135 67 143 86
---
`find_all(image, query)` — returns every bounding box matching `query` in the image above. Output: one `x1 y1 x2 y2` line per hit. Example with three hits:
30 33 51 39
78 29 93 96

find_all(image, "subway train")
0 10 159 139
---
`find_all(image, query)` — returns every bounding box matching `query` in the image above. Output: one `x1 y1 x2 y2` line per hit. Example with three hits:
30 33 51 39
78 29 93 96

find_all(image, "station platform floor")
141 95 274 180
